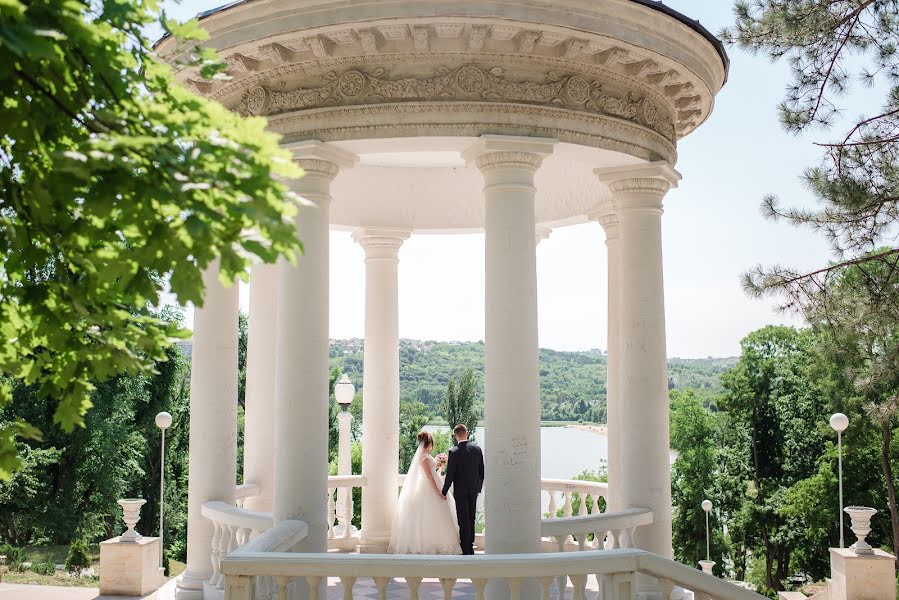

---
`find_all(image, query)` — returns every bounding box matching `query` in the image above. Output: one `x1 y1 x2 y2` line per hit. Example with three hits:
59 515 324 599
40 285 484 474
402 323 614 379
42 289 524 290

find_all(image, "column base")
176 569 210 600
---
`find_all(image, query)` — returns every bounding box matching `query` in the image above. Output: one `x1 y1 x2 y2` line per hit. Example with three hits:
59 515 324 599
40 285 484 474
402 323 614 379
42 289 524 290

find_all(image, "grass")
0 543 184 588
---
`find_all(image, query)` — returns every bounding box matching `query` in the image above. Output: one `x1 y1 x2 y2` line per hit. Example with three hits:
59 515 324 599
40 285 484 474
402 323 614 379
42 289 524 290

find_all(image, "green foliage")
669 390 727 576
0 0 302 478
0 311 190 559
329 339 734 423
0 544 27 571
64 539 90 576
398 401 431 473
30 561 55 576
443 369 479 441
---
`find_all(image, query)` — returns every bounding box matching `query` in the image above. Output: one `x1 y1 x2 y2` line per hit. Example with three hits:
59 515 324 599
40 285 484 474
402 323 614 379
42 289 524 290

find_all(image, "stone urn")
844 506 877 555
117 498 147 543
698 560 715 575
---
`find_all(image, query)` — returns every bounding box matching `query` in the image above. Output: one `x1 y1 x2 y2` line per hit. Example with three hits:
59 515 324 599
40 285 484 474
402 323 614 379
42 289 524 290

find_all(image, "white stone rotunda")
156 2 730 600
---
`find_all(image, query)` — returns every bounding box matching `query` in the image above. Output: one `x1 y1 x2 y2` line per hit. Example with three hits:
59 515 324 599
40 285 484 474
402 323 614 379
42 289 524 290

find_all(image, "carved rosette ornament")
234 65 675 141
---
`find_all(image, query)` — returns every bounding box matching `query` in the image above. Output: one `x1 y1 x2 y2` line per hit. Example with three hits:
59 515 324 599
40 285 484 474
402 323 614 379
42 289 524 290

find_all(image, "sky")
155 0 861 358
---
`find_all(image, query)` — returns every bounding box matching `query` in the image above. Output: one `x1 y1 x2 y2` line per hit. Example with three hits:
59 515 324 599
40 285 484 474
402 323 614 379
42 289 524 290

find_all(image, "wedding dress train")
389 445 462 554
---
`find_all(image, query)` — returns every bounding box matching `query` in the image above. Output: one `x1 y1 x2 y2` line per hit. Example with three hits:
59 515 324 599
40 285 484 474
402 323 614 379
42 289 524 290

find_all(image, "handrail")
201 500 274 531
220 548 768 600
234 520 307 555
328 474 368 487
541 507 653 538
235 483 260 500
540 478 609 496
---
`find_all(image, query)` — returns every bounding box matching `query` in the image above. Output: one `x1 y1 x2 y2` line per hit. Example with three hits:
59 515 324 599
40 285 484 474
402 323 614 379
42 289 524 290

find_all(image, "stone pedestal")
829 548 896 600
100 536 165 596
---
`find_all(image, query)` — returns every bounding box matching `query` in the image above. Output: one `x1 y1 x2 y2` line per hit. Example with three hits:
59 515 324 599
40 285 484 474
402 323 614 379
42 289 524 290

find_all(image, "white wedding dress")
389 445 462 554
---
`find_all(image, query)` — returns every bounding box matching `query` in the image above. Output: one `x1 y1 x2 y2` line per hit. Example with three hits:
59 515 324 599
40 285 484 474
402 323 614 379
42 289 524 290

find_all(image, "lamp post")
830 412 849 548
155 411 173 567
699 499 715 575
334 375 355 536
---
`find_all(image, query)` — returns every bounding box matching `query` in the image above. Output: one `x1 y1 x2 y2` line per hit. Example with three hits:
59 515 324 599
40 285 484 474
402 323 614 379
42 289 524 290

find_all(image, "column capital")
352 227 410 259
462 134 556 171
590 208 620 241
593 161 681 195
282 140 358 178
535 225 552 244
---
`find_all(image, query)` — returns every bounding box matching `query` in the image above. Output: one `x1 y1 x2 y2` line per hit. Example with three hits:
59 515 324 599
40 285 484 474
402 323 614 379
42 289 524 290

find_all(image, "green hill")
329 339 736 423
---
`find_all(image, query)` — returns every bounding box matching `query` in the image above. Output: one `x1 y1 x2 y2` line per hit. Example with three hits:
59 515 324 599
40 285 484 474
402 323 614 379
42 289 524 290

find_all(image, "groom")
441 424 484 555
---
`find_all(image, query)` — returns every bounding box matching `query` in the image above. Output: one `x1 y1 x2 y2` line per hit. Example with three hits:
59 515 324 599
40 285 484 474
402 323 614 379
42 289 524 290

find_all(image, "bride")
389 431 462 554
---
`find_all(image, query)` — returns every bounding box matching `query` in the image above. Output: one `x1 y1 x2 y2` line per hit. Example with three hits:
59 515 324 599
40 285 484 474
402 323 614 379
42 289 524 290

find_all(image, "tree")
0 0 302 478
442 369 480 441
669 390 727 575
719 326 827 592
723 1 899 306
398 401 431 473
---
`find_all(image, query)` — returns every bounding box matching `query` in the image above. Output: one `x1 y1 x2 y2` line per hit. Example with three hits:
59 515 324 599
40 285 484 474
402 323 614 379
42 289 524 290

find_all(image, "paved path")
0 582 167 599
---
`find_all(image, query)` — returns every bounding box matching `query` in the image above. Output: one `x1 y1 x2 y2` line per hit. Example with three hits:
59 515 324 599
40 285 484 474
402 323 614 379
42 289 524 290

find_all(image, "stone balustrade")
542 507 654 552
200 501 274 590
221 533 767 600
234 483 261 509
327 475 367 551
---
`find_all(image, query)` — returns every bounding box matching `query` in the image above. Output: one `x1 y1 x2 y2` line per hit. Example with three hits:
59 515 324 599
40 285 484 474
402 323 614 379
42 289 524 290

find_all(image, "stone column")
466 135 555 566
274 142 356 556
243 262 277 513
176 260 239 600
354 227 410 552
594 162 680 564
336 409 353 530
593 206 620 512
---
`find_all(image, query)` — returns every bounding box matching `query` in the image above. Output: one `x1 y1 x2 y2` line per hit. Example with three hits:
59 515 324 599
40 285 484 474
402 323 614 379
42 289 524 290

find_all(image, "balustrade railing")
201 500 274 590
326 475 367 550
220 546 767 600
235 483 261 508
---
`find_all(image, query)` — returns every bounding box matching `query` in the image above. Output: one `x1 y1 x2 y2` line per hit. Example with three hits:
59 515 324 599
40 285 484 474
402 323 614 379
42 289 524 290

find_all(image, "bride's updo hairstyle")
416 431 434 449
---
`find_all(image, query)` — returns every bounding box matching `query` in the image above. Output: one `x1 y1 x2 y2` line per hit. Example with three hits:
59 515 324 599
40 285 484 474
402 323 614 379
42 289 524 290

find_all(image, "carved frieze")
234 65 675 141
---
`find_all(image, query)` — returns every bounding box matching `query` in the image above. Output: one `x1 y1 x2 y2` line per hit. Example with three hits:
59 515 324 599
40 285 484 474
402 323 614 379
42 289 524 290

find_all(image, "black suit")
441 440 484 555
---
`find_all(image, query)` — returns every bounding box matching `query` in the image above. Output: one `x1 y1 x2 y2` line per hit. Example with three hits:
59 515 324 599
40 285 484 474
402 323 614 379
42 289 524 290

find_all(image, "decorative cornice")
475 151 544 171
232 64 676 143
535 225 552 243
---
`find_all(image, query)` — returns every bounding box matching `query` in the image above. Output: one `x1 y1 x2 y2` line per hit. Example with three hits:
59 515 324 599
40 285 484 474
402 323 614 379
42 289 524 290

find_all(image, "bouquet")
435 453 448 471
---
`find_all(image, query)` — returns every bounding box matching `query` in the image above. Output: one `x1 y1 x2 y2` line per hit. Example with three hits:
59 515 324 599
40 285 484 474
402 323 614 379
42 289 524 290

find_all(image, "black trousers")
454 493 478 555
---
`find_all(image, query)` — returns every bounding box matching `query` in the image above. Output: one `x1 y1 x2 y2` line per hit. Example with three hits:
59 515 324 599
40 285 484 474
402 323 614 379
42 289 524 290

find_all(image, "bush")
30 561 56 576
64 540 91 576
0 544 27 572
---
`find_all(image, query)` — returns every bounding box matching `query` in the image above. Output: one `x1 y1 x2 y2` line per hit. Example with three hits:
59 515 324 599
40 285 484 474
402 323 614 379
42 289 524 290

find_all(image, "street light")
155 411 173 567
701 499 712 560
830 413 849 548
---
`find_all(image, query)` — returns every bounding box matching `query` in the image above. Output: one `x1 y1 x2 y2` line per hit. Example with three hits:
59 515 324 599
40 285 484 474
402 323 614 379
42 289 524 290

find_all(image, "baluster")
570 574 587 600
555 572 567 600
578 494 589 516
406 576 423 600
224 574 252 600
507 578 522 600
625 527 636 549
439 577 456 600
538 577 554 600
374 577 389 600
593 531 605 550
589 495 600 515
547 491 557 518
209 521 223 587
327 487 336 539
472 578 487 600
276 576 290 600
563 493 574 544
576 533 587 552
610 529 621 549
344 487 354 538
341 576 357 600
217 525 237 589
306 576 323 600
657 578 675 600
553 535 566 553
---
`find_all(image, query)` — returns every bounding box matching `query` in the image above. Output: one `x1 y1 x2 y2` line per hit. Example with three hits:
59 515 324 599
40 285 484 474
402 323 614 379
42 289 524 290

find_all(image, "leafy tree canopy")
0 0 303 478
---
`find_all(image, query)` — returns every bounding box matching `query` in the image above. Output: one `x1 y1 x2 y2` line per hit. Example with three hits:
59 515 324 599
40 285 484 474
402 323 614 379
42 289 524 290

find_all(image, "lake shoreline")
566 423 608 436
